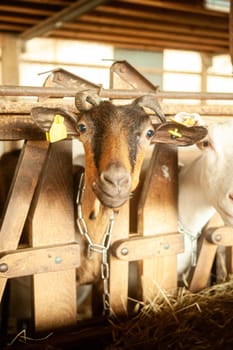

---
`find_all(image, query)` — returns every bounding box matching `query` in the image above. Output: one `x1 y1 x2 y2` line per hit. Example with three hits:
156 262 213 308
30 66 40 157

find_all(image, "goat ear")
151 122 208 146
31 107 79 136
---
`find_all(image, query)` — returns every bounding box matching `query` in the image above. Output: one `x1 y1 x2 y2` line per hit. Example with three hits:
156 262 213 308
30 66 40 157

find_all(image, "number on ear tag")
46 115 67 143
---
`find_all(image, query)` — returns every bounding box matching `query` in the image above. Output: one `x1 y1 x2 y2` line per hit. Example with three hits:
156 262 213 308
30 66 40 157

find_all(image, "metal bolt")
119 66 126 73
121 247 129 256
57 73 64 81
54 256 62 264
215 234 222 242
163 243 170 250
0 263 8 272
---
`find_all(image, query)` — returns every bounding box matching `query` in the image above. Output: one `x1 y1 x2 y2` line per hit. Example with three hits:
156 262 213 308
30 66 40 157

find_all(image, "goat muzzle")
92 165 132 208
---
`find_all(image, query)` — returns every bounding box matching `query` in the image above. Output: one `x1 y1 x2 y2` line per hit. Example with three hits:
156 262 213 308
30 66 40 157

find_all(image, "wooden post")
109 202 129 314
1 34 19 87
137 144 179 302
28 140 77 331
230 0 233 67
108 61 135 315
1 34 21 154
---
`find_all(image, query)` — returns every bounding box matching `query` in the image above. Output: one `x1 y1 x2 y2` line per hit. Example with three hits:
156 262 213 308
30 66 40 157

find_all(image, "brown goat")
73 94 166 287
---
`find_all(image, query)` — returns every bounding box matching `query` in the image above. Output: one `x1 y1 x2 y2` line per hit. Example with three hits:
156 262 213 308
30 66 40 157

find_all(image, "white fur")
178 119 233 276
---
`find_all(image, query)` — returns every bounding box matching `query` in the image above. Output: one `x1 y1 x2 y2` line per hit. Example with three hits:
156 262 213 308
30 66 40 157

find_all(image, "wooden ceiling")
0 0 231 54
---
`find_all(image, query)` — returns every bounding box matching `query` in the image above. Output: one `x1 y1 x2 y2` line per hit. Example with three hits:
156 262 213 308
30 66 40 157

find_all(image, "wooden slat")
28 140 77 331
108 60 130 315
119 0 228 17
137 144 180 302
0 5 52 16
113 232 184 261
189 237 217 293
62 22 227 48
51 30 228 53
82 13 228 39
52 30 228 53
189 214 223 292
19 0 67 5
97 4 228 29
109 202 129 314
0 243 80 278
0 141 49 300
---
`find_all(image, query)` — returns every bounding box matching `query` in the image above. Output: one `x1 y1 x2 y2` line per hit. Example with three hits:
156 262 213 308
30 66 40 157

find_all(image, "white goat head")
197 120 233 226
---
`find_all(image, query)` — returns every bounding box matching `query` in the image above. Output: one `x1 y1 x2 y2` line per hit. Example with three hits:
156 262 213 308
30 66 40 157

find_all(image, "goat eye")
78 123 87 133
203 140 209 147
146 129 154 139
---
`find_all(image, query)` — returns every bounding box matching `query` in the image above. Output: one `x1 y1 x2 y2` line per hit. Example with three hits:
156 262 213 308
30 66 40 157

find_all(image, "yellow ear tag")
168 128 182 139
182 117 196 126
46 115 67 143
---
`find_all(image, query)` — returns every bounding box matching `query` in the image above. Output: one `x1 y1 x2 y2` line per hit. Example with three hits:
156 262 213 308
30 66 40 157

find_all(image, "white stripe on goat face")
201 120 233 226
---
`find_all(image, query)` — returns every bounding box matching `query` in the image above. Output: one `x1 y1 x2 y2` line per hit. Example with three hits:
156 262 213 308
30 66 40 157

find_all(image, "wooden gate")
0 62 233 335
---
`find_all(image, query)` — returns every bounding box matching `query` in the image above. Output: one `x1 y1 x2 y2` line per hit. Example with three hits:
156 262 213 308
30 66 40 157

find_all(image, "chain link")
76 173 114 314
178 220 201 266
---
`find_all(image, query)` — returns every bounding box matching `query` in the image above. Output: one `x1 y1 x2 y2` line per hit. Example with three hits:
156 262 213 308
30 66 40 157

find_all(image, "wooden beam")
97 4 228 30
19 0 111 40
118 0 227 17
0 4 51 16
81 13 228 39
52 30 228 53
61 22 228 48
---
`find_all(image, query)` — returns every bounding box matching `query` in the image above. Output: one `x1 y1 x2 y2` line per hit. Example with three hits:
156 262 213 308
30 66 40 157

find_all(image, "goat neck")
178 156 216 235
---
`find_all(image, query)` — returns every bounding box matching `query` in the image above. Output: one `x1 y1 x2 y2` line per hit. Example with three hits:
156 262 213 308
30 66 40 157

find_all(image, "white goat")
178 118 233 277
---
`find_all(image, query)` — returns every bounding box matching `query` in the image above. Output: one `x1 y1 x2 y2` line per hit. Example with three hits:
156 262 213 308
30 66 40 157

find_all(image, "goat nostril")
100 169 131 190
229 193 233 201
101 172 114 185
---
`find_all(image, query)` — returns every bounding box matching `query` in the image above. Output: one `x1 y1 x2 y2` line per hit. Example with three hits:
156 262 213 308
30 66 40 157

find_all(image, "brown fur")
75 100 155 293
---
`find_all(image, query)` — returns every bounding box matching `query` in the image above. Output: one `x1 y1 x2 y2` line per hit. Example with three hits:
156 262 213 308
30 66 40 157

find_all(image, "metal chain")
76 172 115 314
178 220 201 266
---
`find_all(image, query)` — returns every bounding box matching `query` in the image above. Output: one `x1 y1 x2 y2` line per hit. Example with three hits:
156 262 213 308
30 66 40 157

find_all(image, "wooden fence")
0 61 233 334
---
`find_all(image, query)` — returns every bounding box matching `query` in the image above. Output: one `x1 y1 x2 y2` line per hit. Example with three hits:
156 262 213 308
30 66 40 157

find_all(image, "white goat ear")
171 112 205 127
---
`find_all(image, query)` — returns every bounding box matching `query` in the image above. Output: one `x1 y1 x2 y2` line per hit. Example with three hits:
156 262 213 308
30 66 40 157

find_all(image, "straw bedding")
109 278 233 350
3 279 233 349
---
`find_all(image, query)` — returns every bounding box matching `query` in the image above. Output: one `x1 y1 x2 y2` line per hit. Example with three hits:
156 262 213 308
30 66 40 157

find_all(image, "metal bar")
1 85 233 100
1 102 233 118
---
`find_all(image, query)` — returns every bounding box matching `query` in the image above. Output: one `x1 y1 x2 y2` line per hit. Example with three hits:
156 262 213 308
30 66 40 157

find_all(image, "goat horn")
135 95 166 123
75 91 101 111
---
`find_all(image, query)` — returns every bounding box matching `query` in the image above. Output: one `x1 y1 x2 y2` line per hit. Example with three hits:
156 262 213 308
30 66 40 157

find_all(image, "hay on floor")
109 278 233 350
